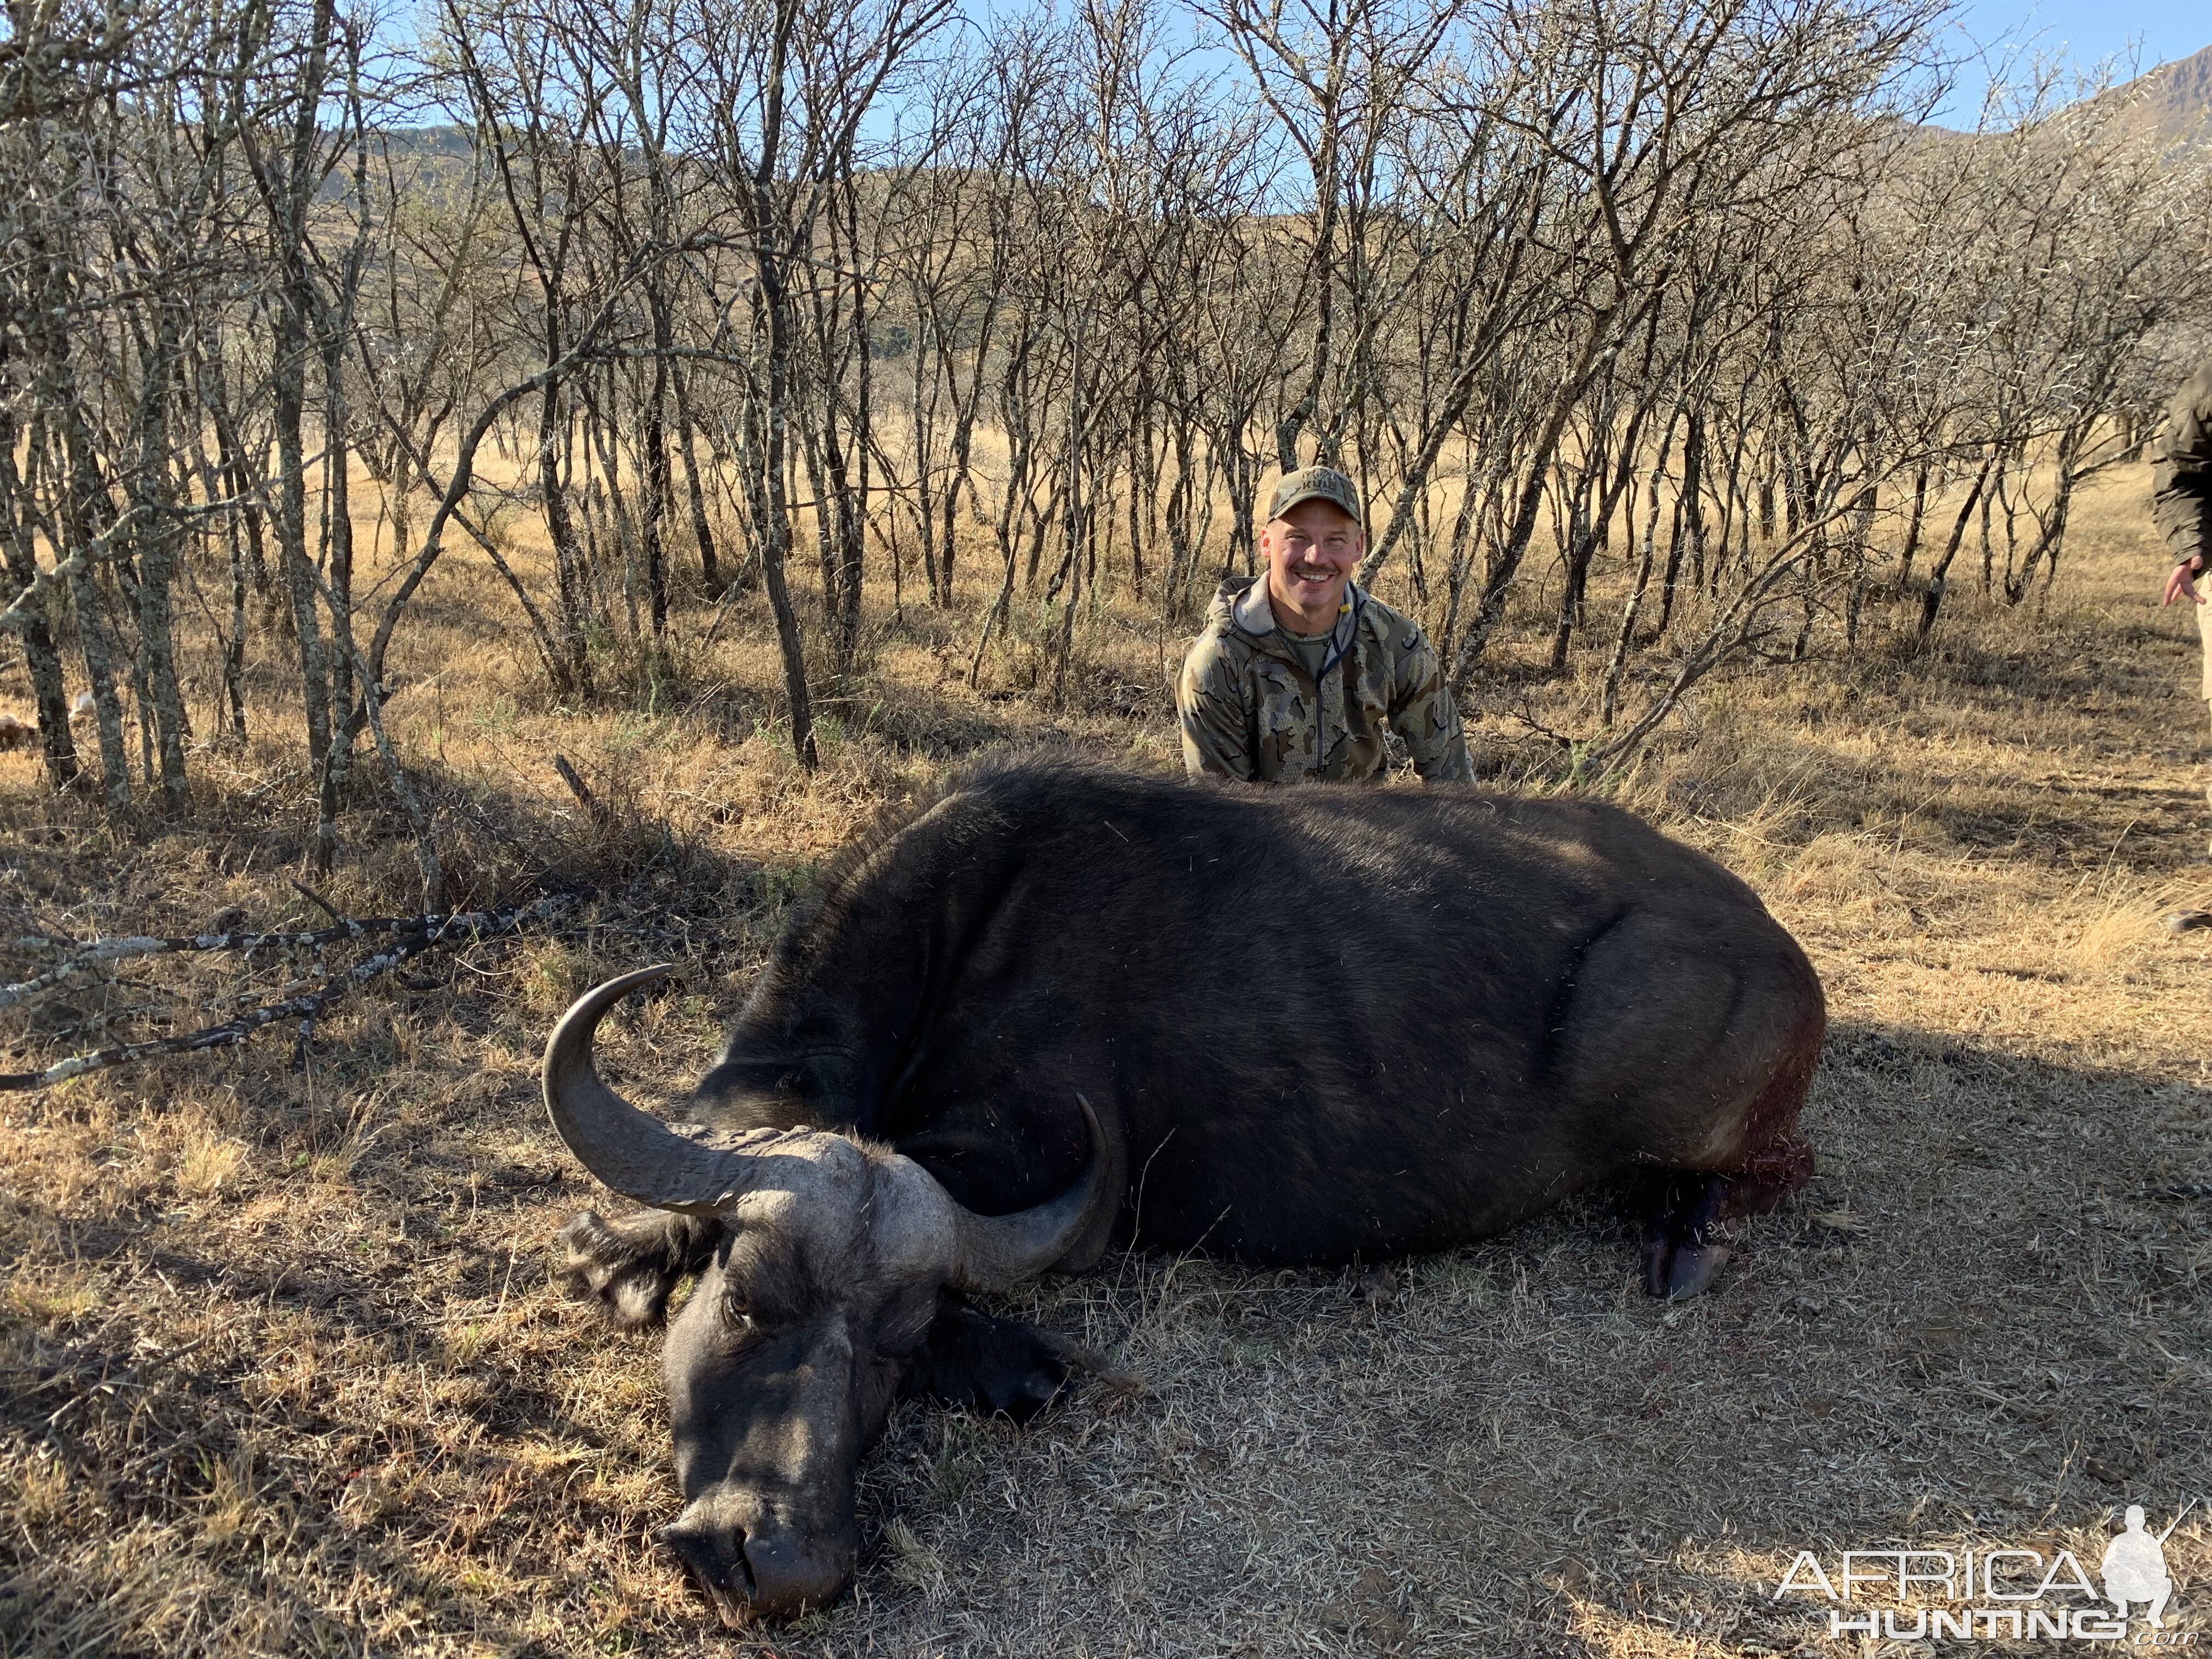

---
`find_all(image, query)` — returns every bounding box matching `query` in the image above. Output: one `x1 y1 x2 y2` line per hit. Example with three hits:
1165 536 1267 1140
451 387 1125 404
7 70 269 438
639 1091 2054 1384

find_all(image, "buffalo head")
542 966 1108 1623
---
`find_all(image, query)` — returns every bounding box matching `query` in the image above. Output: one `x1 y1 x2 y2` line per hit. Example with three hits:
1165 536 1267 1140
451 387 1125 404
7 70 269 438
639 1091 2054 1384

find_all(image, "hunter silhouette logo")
1773 1501 2196 1643
2102 1505 2179 1629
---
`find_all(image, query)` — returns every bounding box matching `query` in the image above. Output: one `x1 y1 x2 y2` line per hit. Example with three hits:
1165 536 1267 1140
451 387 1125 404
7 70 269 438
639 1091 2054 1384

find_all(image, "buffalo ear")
900 1294 1073 1423
556 1209 723 1330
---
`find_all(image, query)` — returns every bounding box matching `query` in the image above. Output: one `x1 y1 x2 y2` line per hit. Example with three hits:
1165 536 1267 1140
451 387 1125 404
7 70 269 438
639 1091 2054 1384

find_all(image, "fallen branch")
551 754 614 828
291 879 347 924
0 896 571 1091
1 909 548 1011
1508 695 1579 751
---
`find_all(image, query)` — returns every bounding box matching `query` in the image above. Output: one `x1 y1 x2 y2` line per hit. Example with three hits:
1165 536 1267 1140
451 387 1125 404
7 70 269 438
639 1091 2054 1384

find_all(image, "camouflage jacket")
1176 577 1473 785
2154 360 2212 569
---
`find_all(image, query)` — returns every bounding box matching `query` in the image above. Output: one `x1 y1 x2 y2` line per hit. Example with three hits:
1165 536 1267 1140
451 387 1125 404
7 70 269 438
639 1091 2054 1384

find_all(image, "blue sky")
1932 0 2210 125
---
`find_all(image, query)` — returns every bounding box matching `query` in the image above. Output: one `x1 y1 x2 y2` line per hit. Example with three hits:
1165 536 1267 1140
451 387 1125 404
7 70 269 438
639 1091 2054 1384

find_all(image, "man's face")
1262 499 1363 630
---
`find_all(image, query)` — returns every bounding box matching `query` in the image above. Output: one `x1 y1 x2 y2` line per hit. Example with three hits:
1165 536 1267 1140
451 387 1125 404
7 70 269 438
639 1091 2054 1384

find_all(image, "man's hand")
2164 560 2207 607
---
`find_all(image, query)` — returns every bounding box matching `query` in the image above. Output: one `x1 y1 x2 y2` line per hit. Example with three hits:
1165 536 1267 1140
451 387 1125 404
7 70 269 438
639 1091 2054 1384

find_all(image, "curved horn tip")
556 962 676 1029
543 963 746 1214
949 1089 1116 1294
1073 1091 1105 1159
541 964 675 1077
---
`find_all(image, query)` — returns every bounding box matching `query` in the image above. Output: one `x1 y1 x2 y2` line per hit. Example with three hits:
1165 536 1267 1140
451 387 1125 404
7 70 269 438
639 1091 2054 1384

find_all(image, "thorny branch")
0 895 573 1092
1 913 512 1009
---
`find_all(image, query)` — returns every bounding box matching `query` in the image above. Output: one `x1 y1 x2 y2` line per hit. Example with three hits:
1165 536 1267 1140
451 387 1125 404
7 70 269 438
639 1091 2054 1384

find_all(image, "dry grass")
3 466 2210 1657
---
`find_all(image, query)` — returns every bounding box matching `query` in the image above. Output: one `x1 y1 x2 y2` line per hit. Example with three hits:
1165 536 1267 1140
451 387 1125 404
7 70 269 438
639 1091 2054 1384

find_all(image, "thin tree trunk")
0 387 80 788
1918 455 1993 642
1895 460 1929 595
539 381 592 696
1601 406 1683 726
641 290 674 636
673 364 723 597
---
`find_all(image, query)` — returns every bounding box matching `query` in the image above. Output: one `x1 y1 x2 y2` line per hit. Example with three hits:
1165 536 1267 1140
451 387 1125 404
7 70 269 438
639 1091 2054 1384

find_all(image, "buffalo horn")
543 966 749 1214
947 1093 1113 1293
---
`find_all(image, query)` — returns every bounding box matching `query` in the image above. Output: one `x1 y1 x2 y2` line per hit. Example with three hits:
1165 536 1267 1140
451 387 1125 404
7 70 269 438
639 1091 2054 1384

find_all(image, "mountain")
2110 42 2212 150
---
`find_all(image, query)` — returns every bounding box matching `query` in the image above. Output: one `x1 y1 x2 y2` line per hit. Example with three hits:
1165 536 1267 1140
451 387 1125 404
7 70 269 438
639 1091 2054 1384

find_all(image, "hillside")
2112 41 2212 148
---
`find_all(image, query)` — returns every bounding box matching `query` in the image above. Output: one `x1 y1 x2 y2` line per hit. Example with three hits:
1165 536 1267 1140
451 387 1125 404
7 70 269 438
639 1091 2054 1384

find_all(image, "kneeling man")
2101 1506 2174 1628
1178 467 1472 785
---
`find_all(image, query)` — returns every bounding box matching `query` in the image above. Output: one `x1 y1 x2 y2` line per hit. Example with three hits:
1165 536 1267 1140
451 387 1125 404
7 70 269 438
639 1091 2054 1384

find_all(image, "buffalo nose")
659 1513 852 1624
739 1525 853 1617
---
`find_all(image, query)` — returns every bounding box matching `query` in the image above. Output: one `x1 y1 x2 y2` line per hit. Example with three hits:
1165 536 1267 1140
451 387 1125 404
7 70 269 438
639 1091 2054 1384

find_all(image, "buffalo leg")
1722 1123 1816 1218
1642 1172 1733 1300
1640 1121 1814 1300
900 1294 1071 1422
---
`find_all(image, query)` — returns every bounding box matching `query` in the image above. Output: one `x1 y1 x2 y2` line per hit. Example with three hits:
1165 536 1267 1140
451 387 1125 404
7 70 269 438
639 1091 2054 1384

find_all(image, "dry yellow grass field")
2 464 2209 1657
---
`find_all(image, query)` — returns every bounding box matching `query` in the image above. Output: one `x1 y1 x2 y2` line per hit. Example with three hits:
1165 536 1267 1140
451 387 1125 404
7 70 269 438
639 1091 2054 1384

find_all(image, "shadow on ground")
782 1019 2211 1657
14 1015 2200 1656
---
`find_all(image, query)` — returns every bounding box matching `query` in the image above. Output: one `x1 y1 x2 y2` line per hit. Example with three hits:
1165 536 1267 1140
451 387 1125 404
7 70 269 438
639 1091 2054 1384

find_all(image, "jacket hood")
1204 575 1257 633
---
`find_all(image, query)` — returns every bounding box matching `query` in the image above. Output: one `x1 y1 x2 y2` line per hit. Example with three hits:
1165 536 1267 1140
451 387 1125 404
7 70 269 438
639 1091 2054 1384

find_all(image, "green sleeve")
1177 633 1255 781
1389 626 1474 783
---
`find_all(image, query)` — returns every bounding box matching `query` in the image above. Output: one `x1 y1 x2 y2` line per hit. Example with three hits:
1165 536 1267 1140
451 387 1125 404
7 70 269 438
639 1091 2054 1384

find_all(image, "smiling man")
1177 466 1472 785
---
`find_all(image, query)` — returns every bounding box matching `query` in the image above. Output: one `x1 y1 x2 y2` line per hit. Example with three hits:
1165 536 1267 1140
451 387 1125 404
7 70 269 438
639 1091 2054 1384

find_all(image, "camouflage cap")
1265 466 1362 525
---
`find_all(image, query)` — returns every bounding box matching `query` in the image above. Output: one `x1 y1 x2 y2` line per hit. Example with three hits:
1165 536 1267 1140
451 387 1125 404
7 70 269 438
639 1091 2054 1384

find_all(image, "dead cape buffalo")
543 759 1824 1622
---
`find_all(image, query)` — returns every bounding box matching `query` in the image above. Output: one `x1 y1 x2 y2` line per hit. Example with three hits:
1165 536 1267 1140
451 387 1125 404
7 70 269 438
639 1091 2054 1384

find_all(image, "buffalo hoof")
904 1297 1072 1422
1657 1239 1732 1299
1642 1172 1733 1300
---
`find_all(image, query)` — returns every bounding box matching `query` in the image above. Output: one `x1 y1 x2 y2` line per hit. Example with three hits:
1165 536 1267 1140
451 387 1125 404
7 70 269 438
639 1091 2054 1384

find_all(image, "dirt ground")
3 472 2209 1657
